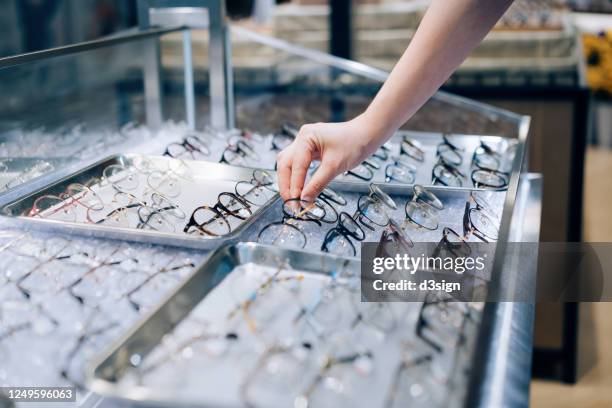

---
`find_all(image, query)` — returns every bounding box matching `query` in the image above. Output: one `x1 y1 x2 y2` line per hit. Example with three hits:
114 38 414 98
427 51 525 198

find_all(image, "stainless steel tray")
332 130 519 191
205 130 524 192
87 242 362 407
88 242 476 408
0 155 279 250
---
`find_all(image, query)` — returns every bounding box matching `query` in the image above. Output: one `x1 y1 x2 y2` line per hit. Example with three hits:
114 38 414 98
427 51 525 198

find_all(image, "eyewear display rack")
0 1 541 407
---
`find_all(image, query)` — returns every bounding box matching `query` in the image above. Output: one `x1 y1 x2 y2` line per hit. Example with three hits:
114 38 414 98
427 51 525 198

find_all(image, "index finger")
276 153 292 201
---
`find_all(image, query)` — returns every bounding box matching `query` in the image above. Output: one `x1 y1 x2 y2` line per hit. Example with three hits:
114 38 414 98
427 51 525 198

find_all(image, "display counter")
0 3 541 407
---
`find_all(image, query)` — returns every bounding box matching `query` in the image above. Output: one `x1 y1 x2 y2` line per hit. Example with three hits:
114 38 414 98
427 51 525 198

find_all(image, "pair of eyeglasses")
436 134 464 167
227 262 304 333
184 192 252 236
463 193 499 242
164 132 211 160
136 192 186 232
60 310 119 387
234 169 278 207
345 163 374 181
27 182 104 222
404 185 444 231
385 155 417 184
471 168 508 189
416 292 473 354
432 157 466 187
433 227 472 259
355 183 397 230
124 258 195 311
296 349 374 408
471 141 510 188
257 198 328 249
90 191 182 232
321 212 366 257
220 137 260 166
472 140 502 171
271 123 298 151
401 137 425 162
100 160 188 198
240 341 314 407
377 219 415 257
384 349 434 408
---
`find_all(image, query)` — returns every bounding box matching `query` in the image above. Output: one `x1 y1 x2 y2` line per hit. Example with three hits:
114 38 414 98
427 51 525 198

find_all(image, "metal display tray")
215 130 522 193
0 155 279 250
87 242 430 408
330 130 519 192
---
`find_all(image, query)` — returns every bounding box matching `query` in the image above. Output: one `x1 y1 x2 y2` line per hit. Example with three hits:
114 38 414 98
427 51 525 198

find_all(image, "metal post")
137 0 164 130
137 0 234 131
329 0 352 59
183 29 196 130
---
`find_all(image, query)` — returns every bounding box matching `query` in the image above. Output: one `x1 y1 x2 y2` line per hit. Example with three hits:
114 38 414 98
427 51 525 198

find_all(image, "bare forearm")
362 0 513 148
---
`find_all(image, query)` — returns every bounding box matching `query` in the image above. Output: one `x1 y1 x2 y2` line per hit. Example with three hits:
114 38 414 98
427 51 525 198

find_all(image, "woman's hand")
276 114 382 203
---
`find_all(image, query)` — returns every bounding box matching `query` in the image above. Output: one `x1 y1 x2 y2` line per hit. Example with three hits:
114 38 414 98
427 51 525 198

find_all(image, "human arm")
276 0 513 202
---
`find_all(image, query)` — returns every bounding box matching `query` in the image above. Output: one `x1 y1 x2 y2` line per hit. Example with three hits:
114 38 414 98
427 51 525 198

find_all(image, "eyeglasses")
227 262 305 333
137 193 186 232
433 227 472 258
432 158 466 187
295 348 374 408
385 156 417 184
384 349 434 408
0 231 198 390
220 137 260 166
164 132 211 160
355 183 397 230
377 219 415 256
472 141 502 171
23 159 275 238
404 185 444 231
401 137 425 162
436 134 464 167
258 198 329 249
235 179 277 207
124 258 195 312
26 182 105 222
184 192 252 236
470 169 508 189
345 163 374 181
470 141 510 189
463 198 498 242
271 123 298 151
321 212 366 257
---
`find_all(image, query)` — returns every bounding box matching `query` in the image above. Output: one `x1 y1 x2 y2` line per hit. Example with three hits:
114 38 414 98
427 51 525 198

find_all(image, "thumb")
300 161 339 202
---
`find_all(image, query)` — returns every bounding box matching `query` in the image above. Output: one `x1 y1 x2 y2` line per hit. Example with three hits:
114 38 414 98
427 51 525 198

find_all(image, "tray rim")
0 154 280 250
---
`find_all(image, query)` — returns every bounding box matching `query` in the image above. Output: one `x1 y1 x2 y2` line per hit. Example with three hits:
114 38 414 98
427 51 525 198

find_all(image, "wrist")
352 111 394 152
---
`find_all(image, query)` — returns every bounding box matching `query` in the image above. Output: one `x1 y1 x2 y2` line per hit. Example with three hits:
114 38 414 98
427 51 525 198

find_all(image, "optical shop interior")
0 0 611 407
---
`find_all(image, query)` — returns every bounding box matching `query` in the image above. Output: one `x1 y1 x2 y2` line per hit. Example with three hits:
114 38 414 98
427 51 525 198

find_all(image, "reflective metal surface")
0 155 279 250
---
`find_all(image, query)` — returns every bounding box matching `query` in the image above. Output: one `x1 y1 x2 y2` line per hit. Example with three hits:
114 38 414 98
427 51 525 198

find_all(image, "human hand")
276 115 381 202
